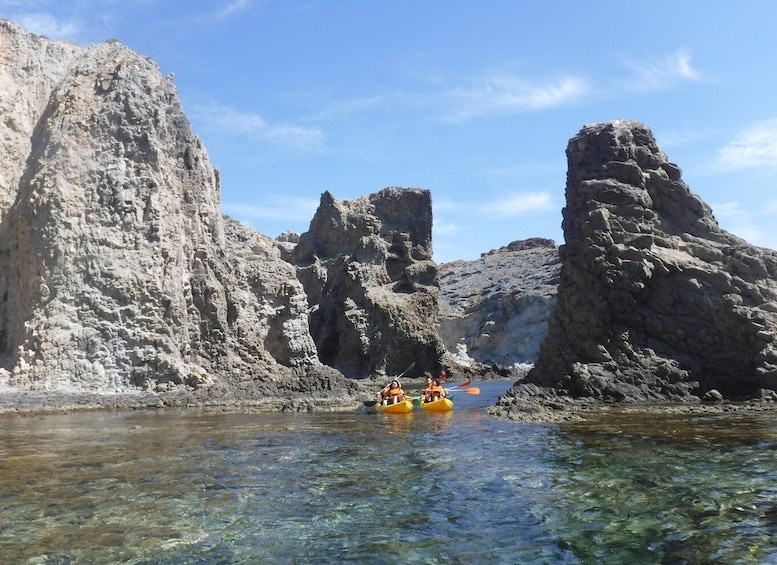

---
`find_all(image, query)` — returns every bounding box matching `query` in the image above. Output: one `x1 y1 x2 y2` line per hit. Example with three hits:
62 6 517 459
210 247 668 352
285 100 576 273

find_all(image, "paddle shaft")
363 362 417 406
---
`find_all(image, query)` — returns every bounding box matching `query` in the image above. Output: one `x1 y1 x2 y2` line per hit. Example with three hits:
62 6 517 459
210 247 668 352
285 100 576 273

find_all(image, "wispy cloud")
309 94 395 122
434 191 554 218
445 74 589 122
623 48 701 91
223 197 320 224
12 11 80 40
714 118 777 171
477 192 554 218
432 218 460 236
654 126 714 149
711 200 777 250
215 0 253 18
190 103 323 150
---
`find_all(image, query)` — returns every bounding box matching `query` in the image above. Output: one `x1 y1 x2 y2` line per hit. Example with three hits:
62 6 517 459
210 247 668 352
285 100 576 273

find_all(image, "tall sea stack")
496 120 777 416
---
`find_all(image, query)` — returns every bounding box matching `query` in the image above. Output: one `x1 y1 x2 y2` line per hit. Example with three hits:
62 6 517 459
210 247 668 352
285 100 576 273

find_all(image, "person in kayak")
420 376 434 402
378 380 405 405
423 378 446 402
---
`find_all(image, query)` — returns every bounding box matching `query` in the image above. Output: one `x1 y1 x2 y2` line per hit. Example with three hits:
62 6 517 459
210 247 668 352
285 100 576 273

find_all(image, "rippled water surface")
2 382 777 564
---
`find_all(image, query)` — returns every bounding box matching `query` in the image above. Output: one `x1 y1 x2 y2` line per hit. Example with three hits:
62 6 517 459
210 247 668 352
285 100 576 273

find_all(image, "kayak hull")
376 399 414 414
419 397 454 412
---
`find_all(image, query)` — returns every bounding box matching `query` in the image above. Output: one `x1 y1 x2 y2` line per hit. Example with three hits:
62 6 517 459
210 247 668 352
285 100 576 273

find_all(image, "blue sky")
3 1 777 263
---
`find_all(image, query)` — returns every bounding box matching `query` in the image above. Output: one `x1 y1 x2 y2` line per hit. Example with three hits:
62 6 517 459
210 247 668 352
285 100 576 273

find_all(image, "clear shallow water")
1 382 776 564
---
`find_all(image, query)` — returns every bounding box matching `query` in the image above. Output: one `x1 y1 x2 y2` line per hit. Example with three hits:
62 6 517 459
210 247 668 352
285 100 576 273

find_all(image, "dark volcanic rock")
438 238 559 366
495 120 777 416
291 188 446 379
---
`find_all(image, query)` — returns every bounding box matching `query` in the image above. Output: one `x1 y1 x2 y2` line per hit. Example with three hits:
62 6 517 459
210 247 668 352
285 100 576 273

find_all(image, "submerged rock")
495 120 777 417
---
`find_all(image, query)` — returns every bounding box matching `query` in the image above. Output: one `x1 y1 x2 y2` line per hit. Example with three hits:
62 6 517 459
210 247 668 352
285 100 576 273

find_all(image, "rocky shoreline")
4 368 777 424
487 394 777 423
0 387 373 418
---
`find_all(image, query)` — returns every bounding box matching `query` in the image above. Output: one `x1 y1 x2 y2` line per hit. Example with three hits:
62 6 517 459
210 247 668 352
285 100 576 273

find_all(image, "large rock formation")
0 20 358 404
290 188 446 379
496 120 777 415
438 238 559 366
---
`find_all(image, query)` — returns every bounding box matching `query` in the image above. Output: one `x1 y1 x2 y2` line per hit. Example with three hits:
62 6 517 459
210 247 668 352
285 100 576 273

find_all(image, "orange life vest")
381 385 403 398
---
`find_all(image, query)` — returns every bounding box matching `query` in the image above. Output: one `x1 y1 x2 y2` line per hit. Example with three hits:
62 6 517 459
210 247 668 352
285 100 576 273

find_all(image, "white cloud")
477 192 554 218
711 200 777 250
715 118 777 171
223 197 319 223
624 48 701 91
432 218 460 235
446 74 589 122
13 12 80 40
217 0 251 17
433 197 466 212
190 103 323 150
310 94 393 122
209 0 260 20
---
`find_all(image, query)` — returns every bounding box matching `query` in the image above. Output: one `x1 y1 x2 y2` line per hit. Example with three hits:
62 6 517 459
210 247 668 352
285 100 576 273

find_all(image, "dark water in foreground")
1 382 777 564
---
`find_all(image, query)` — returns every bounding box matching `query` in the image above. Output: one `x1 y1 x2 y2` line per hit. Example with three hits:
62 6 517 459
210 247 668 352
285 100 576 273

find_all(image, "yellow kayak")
376 399 414 414
419 397 453 412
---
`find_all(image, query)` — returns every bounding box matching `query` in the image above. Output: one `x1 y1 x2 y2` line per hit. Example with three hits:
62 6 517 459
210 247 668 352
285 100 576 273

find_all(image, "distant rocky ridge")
438 238 559 367
493 120 777 420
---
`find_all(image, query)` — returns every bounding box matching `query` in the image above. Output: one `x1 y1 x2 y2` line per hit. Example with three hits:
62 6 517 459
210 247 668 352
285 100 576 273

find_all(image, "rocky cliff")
495 120 777 418
438 239 559 367
0 20 359 405
290 188 446 379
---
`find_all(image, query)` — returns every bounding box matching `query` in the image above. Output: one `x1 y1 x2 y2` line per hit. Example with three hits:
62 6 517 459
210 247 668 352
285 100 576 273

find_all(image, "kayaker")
421 376 434 401
378 379 405 405
424 378 446 402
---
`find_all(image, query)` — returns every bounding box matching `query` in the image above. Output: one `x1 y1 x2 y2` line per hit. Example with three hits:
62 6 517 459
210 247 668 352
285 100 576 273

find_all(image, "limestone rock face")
501 120 777 407
438 239 559 366
0 20 355 399
292 188 446 378
0 21 81 216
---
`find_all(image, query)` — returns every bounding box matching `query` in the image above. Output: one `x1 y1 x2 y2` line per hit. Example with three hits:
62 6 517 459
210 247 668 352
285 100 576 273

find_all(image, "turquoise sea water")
1 382 776 564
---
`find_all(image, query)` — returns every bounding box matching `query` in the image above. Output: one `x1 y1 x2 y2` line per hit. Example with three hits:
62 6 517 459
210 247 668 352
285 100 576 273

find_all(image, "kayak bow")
375 399 414 414
419 397 454 412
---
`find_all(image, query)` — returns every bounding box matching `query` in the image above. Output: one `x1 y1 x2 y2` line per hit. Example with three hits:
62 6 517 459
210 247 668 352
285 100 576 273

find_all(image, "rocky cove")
2 20 777 421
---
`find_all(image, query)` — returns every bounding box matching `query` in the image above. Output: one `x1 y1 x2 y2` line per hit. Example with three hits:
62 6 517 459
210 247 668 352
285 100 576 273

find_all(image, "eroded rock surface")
291 188 446 379
0 20 359 405
495 120 777 418
438 239 559 366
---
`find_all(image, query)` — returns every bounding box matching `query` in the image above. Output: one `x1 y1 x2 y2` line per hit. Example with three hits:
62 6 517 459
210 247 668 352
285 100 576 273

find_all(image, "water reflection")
0 385 776 563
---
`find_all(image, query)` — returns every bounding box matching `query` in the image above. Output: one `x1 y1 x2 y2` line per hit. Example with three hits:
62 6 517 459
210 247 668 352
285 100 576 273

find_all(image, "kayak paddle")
363 361 417 407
